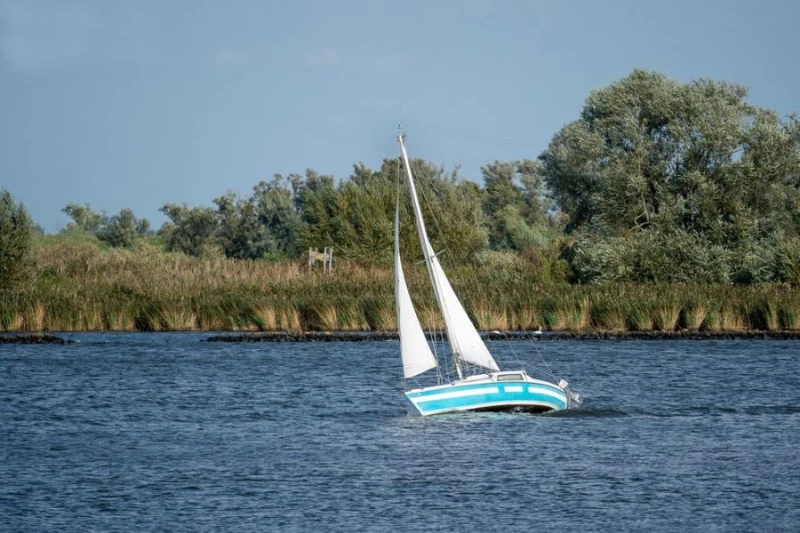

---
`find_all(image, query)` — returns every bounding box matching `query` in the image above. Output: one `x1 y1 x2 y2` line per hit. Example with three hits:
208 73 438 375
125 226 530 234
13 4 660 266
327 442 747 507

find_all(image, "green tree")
298 159 488 265
481 160 557 251
158 203 220 257
517 159 555 226
213 191 251 258
385 157 488 265
482 161 525 249
395 158 489 265
299 163 396 263
0 189 34 293
540 69 800 282
61 203 105 234
297 169 337 251
250 175 303 260
213 176 304 261
97 208 150 248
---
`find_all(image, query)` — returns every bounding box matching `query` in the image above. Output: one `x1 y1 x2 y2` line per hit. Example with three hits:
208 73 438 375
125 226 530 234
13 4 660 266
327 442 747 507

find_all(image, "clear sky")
2 0 798 233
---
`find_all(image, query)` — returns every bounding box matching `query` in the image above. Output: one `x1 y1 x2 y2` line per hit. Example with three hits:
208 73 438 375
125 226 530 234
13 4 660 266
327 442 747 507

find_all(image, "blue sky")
2 0 798 233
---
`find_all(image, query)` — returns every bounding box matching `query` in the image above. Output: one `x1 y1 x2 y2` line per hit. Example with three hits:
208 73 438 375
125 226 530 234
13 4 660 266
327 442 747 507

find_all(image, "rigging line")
411 160 486 377
408 159 446 249
400 143 459 356
397 154 442 384
409 156 491 316
421 189 462 373
397 152 447 384
489 329 526 372
408 158 493 354
414 155 492 276
409 158 472 269
523 330 557 381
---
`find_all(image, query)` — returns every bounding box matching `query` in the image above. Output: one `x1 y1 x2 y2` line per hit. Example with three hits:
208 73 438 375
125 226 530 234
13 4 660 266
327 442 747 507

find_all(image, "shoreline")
3 330 800 345
205 330 800 342
0 334 76 344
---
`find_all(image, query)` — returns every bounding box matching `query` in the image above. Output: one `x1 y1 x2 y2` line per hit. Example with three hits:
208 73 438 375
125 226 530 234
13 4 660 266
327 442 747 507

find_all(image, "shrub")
0 189 34 293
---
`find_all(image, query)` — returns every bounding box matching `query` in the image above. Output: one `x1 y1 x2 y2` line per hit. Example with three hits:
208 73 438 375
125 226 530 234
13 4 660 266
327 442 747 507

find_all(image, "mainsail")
397 134 499 373
395 201 438 379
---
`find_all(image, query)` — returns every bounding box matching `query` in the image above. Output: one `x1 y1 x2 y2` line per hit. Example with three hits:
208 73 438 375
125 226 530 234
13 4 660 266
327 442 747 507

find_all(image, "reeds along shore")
3 240 800 333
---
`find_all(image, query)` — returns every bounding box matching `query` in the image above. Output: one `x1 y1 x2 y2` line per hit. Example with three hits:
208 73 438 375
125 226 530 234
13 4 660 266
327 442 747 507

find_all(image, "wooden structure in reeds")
308 247 333 274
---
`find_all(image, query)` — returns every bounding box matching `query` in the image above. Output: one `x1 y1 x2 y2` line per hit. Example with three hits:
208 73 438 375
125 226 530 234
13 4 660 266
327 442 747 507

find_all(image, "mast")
397 133 465 378
397 133 499 376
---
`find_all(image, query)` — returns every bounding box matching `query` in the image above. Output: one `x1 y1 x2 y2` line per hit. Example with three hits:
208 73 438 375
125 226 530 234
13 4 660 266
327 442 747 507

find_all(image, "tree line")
3 69 799 291
56 157 556 267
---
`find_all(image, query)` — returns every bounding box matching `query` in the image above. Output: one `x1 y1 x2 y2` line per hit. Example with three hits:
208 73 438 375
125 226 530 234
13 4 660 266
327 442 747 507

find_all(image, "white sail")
397 134 499 373
427 256 499 371
395 201 438 379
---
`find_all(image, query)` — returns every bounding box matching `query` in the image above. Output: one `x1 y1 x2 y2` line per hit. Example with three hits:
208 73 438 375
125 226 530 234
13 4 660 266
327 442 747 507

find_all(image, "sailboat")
394 133 579 416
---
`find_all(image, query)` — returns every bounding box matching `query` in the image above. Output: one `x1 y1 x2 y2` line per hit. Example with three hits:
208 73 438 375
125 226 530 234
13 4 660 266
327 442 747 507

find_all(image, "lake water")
1 334 799 532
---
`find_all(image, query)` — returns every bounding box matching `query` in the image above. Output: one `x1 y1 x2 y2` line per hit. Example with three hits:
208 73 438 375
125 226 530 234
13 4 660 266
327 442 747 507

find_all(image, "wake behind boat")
394 133 580 416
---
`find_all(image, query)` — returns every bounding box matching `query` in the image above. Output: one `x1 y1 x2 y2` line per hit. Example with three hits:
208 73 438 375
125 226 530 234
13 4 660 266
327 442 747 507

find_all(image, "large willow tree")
541 69 800 283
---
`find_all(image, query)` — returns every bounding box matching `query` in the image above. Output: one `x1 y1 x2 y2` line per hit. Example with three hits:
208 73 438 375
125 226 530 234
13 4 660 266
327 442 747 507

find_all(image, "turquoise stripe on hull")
406 380 568 416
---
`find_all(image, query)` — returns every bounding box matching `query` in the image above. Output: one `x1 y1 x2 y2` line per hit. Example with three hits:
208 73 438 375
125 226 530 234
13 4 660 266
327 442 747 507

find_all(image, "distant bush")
97 208 150 248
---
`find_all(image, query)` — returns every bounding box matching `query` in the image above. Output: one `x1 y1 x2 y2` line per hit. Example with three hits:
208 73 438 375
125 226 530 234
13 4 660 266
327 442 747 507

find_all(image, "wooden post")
324 246 333 274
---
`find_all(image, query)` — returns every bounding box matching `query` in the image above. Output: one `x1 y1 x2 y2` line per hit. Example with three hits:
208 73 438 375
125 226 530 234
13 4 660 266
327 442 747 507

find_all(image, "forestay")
397 135 499 373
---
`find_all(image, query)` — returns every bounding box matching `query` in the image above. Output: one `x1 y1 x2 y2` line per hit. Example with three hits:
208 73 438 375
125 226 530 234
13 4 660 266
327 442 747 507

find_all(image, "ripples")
1 336 799 532
553 404 800 418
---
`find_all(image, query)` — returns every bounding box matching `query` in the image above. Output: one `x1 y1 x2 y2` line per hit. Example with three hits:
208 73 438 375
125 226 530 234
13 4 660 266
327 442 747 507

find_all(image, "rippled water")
2 334 799 532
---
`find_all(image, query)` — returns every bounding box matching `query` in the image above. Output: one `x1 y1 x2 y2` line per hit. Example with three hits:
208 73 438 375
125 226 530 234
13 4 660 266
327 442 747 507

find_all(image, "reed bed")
3 239 800 333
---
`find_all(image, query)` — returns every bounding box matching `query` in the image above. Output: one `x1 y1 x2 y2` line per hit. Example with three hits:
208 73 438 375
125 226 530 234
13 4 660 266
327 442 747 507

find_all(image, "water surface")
2 334 798 532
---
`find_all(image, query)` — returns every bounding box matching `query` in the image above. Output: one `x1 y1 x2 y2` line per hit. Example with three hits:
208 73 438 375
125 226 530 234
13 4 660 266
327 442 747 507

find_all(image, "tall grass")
3 237 800 333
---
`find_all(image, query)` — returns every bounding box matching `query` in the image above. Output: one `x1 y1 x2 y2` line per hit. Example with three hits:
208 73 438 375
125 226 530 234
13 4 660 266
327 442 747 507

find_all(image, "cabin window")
497 373 523 382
